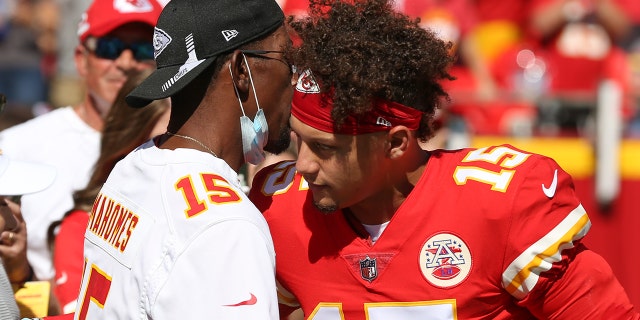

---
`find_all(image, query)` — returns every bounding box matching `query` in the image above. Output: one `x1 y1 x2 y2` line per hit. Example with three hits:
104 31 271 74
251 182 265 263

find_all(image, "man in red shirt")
249 0 640 319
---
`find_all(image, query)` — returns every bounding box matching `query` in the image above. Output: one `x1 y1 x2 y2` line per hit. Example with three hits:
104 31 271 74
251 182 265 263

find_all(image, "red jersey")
249 144 639 320
53 209 89 313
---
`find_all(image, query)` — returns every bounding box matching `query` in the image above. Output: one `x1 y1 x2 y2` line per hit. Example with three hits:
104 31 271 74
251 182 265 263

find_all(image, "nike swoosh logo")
56 271 68 285
542 169 558 198
225 293 257 307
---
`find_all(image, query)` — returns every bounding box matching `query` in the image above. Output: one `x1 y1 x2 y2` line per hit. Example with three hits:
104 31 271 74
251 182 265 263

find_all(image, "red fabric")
53 209 90 311
615 0 640 22
575 178 640 310
77 0 163 42
526 0 628 94
448 100 537 135
402 0 478 37
281 0 310 17
249 146 639 319
43 313 75 320
474 0 528 25
292 72 423 134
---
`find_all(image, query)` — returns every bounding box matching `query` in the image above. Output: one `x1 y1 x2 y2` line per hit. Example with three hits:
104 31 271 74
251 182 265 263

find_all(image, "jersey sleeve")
499 151 639 318
53 210 90 314
249 160 298 212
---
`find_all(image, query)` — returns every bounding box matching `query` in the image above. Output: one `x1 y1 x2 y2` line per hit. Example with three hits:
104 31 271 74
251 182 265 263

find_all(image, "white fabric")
0 263 19 320
362 221 390 244
0 154 56 196
76 141 278 319
0 107 100 279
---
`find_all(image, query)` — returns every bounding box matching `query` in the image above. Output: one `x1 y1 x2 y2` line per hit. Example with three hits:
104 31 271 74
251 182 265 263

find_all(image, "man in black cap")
73 0 296 318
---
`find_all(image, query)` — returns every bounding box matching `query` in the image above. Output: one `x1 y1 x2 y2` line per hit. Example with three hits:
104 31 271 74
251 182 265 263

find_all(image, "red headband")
291 71 423 134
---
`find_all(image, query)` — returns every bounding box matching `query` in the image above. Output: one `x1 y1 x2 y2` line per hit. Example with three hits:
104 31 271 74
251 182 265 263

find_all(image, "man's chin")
264 140 290 155
313 201 338 214
264 127 291 155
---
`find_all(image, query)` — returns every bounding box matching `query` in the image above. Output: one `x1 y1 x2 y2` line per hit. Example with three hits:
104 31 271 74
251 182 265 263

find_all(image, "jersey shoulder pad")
249 160 305 211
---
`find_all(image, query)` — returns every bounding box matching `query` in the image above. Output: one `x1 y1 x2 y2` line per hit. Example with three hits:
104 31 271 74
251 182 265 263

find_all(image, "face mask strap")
242 54 262 114
228 62 247 117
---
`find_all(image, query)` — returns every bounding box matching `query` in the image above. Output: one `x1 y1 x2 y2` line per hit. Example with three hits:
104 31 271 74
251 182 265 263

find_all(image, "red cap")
77 0 164 42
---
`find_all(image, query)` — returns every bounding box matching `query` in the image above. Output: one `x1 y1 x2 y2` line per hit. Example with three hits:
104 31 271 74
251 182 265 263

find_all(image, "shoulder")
248 160 306 212
61 209 90 227
1 107 78 135
425 144 578 219
0 107 96 152
108 148 269 237
429 144 564 188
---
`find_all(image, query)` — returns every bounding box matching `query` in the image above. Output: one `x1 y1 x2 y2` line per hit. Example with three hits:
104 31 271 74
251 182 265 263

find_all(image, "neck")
347 149 429 225
74 100 104 131
165 131 218 158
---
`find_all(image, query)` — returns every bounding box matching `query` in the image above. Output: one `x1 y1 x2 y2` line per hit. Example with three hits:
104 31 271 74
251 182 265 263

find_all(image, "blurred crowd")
0 0 638 317
2 0 640 139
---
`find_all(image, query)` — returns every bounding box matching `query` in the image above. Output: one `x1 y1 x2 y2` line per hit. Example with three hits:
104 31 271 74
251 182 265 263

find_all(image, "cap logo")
162 33 205 92
296 70 320 93
222 30 239 42
114 0 154 13
153 27 172 59
77 13 89 37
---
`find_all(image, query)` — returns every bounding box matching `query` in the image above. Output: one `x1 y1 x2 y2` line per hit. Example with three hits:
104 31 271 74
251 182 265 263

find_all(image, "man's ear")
74 45 89 78
228 50 250 100
387 126 411 159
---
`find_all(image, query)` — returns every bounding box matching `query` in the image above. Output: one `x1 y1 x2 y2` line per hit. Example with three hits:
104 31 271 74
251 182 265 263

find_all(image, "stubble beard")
314 202 338 214
264 125 291 155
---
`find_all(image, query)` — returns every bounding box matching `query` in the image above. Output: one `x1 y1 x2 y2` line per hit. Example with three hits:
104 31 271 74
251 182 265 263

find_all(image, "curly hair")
288 0 454 140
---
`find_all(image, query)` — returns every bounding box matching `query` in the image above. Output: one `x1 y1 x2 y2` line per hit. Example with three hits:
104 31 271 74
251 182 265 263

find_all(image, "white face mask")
229 54 268 165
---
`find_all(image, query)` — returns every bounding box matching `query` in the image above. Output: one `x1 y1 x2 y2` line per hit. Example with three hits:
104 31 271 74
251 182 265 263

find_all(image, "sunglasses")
85 37 154 61
241 50 297 75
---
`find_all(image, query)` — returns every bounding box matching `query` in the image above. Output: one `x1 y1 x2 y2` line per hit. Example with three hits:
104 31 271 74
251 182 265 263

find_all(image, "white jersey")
75 140 278 320
0 107 100 280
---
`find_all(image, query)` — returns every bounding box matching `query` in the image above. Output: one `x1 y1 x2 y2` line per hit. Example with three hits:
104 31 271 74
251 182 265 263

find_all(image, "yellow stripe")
471 136 640 179
503 207 590 298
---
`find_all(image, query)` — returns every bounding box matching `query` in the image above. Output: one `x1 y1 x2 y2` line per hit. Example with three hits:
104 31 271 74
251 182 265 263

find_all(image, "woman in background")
47 69 170 314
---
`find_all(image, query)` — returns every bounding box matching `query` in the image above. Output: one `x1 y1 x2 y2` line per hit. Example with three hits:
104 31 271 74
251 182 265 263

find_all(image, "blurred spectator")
400 0 537 144
402 0 499 103
616 0 640 136
528 0 630 92
48 0 90 110
473 0 529 67
47 69 169 314
526 0 633 133
0 152 55 320
0 0 162 282
0 0 57 128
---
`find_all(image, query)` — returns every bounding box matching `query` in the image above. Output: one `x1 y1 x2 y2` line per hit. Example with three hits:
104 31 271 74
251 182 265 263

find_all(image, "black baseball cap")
126 0 285 108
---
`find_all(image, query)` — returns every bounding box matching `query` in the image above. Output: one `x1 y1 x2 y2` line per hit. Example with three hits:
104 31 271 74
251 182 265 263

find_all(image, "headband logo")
376 117 391 127
296 69 320 93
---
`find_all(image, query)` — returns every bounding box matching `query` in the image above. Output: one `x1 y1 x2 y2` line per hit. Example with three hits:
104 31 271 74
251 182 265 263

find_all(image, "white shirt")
76 141 278 319
0 107 100 280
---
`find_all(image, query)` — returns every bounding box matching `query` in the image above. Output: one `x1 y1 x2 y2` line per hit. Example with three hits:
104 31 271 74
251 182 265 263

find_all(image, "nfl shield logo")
360 256 378 282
